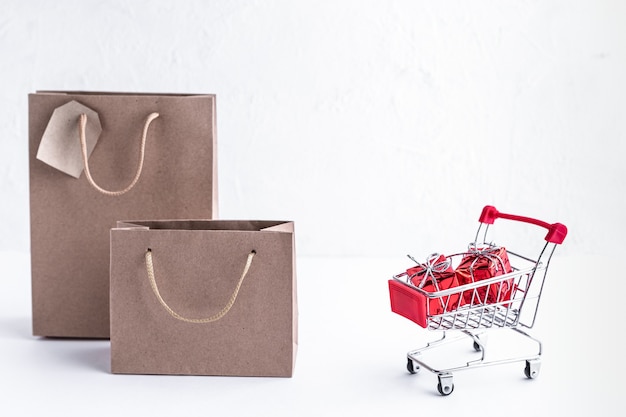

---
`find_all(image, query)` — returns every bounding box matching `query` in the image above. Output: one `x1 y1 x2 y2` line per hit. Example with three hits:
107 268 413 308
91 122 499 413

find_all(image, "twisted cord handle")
78 112 159 196
144 249 256 323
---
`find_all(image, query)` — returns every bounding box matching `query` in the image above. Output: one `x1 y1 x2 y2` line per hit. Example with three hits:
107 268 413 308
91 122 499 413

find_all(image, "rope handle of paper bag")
78 112 159 196
144 249 256 323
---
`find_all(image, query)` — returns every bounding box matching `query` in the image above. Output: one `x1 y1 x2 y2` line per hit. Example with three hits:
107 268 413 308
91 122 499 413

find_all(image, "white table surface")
0 251 619 416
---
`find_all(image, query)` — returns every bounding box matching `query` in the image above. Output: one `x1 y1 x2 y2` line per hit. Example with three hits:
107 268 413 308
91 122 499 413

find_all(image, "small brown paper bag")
29 91 218 338
110 220 298 377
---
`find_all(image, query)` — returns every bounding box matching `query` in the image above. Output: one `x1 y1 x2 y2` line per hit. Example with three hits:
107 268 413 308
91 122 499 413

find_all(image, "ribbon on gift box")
464 243 508 280
406 253 453 291
405 253 460 316
456 243 513 305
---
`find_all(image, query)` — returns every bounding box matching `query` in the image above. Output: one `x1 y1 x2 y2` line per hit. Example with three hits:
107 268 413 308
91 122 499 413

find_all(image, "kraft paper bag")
110 220 298 377
29 91 218 338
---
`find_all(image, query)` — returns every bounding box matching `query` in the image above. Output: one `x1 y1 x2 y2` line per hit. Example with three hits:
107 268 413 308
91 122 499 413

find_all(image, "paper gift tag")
36 100 102 178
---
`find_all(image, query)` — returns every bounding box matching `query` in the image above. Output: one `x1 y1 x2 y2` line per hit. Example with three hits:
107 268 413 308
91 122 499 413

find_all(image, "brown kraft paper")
109 220 298 377
29 91 218 338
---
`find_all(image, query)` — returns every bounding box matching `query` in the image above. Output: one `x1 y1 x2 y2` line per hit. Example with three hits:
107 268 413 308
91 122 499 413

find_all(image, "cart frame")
390 205 567 395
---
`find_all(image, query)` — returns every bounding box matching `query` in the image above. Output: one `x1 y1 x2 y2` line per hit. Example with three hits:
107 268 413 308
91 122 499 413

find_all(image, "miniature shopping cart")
388 205 567 395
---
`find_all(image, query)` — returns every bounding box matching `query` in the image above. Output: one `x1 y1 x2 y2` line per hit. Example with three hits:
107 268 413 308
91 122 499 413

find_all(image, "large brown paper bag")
29 92 218 338
110 220 298 377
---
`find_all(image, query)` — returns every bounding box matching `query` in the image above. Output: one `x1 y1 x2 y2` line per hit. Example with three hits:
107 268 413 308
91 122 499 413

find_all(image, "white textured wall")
1 0 624 257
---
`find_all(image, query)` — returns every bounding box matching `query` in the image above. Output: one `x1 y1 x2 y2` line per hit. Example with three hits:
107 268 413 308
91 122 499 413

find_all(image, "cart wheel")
524 359 541 379
437 374 454 396
473 341 481 352
406 358 419 374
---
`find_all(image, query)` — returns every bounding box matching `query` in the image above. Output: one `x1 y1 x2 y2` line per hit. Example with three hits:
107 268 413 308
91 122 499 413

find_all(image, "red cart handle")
479 205 567 244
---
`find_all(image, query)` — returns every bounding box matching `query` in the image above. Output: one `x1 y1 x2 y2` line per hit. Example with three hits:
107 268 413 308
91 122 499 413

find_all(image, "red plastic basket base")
388 280 427 328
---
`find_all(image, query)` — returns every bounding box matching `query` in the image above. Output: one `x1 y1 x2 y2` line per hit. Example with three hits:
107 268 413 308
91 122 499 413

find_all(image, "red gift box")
389 254 461 328
455 245 513 306
406 253 461 316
